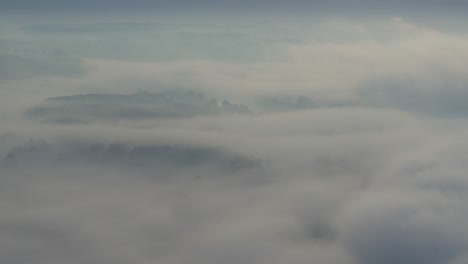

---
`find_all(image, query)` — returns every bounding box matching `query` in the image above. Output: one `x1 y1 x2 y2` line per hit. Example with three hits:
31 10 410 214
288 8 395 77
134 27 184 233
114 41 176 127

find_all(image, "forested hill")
26 90 252 123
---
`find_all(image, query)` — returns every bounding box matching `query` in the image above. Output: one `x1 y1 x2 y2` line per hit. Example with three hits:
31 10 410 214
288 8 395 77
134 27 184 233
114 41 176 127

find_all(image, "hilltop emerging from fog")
26 90 252 123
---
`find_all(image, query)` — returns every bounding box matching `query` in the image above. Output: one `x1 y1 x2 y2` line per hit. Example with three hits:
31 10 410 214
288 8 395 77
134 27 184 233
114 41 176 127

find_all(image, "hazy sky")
1 0 468 8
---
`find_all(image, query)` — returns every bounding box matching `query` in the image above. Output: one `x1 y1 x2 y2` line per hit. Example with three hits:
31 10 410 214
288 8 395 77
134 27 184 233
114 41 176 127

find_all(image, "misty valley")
2 4 468 264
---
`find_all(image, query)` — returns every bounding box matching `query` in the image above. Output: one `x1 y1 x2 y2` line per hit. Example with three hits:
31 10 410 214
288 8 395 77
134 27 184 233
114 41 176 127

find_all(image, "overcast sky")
1 0 467 9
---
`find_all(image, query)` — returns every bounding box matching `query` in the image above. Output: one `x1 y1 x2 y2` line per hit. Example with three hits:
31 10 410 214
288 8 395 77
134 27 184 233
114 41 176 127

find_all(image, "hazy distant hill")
255 95 316 112
2 139 260 176
26 90 252 123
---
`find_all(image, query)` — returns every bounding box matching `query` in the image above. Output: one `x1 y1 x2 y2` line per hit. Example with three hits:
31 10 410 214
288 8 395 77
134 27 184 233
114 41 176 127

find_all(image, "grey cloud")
3 104 464 264
341 192 468 264
338 136 468 264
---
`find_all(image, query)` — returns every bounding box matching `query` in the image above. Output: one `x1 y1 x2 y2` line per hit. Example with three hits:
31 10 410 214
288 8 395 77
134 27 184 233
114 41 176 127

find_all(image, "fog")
2 6 468 264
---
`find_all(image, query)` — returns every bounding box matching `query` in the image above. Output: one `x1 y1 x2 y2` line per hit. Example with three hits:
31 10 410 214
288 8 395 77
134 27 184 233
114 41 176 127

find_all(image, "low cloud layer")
2 9 468 264
0 50 87 80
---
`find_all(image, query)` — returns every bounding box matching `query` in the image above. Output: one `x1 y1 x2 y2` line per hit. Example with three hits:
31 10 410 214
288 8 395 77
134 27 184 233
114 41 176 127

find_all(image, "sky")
1 0 468 9
2 2 468 264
